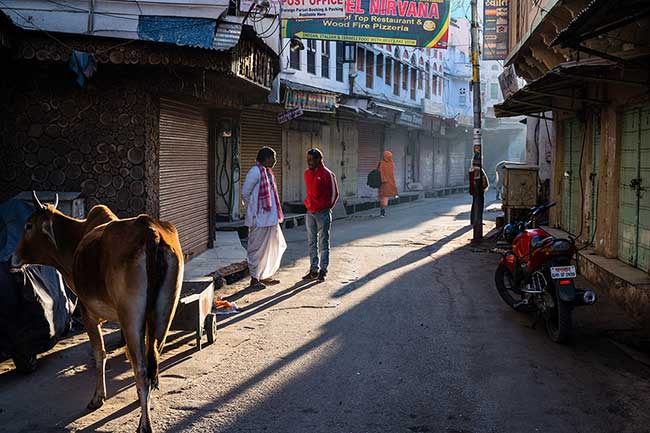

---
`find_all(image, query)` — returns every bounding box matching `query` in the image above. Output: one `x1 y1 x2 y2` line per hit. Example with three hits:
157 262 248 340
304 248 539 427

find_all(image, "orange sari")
378 151 398 198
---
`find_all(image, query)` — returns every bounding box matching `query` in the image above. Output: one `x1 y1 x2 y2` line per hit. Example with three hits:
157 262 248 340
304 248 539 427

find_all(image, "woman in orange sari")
378 151 398 217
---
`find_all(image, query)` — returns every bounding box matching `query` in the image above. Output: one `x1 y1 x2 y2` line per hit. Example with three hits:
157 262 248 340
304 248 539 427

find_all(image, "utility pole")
470 0 484 241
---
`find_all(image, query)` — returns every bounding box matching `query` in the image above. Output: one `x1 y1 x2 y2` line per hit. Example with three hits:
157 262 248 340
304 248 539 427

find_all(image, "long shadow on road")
151 236 650 433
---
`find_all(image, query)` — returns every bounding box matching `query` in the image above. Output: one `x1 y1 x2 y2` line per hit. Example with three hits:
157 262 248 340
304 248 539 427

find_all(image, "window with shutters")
335 42 344 82
402 65 408 90
377 53 384 78
490 83 499 99
357 46 365 71
394 60 400 95
410 68 416 100
290 46 300 70
321 41 330 78
425 63 430 99
385 57 392 85
366 50 374 88
307 39 316 74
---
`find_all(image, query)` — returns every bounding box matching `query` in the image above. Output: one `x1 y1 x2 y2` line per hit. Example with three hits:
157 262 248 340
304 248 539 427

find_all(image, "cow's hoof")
87 395 105 410
137 422 153 433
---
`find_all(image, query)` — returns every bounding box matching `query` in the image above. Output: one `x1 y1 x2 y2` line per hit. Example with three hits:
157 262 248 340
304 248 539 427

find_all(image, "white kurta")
242 166 286 279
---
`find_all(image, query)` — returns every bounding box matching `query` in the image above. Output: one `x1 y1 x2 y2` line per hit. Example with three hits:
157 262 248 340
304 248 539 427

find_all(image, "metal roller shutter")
240 109 283 204
384 127 407 192
357 121 383 198
159 98 209 259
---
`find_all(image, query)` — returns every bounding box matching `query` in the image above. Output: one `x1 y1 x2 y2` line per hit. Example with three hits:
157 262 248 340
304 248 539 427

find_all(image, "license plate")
550 266 576 279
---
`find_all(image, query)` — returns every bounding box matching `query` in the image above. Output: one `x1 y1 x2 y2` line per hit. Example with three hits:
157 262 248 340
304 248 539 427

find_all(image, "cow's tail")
144 223 181 390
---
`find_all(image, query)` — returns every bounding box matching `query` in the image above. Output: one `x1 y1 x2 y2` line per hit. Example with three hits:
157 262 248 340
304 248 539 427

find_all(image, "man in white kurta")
242 147 287 289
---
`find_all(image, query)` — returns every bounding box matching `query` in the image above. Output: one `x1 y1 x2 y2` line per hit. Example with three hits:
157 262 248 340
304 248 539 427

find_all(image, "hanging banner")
482 0 509 60
281 0 346 19
282 0 450 48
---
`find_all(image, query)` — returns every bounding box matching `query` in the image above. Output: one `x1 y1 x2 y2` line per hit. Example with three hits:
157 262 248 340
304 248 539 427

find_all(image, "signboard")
482 0 509 60
281 0 346 19
285 89 337 112
398 111 423 127
282 0 450 48
498 64 518 99
277 107 304 124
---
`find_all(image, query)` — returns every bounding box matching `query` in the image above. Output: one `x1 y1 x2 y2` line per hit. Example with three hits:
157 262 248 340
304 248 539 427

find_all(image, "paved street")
2 194 650 433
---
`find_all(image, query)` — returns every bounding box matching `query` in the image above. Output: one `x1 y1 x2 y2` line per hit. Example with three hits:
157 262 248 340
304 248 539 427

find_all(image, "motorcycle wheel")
545 289 573 344
495 263 535 312
12 352 37 374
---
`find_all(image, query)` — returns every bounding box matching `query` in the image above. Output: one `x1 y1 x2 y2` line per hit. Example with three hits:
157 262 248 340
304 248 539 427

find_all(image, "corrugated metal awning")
494 59 618 118
551 0 650 48
0 1 242 51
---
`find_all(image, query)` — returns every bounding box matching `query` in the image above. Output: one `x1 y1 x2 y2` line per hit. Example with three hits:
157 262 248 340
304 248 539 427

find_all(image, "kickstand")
530 311 543 330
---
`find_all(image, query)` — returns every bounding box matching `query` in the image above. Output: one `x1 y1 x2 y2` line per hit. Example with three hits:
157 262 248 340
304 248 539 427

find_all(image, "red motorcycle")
494 202 597 343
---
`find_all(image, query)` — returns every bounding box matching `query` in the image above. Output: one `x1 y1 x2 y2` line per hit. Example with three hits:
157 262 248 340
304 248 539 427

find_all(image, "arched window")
377 53 384 78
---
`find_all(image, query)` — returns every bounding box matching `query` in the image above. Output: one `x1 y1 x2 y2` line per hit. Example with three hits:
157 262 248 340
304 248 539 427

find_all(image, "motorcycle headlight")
551 240 572 253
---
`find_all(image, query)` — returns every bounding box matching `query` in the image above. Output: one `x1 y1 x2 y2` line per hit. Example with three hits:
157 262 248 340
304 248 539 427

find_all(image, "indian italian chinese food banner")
282 0 450 48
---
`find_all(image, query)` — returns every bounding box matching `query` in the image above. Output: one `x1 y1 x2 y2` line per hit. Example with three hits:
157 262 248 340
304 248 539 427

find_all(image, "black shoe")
302 270 319 280
317 271 327 282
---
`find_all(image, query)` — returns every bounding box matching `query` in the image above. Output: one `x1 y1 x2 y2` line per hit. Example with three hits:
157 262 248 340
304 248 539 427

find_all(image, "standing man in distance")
303 148 339 282
242 147 286 289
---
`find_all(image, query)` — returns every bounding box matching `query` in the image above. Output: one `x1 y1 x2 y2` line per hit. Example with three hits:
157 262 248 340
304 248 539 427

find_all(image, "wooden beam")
522 89 609 105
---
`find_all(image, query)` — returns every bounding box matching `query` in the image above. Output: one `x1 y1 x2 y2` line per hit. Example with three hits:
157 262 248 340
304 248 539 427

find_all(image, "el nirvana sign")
282 0 450 48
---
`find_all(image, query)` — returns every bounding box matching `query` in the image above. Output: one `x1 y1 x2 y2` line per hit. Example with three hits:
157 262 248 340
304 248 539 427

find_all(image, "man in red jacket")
303 148 339 281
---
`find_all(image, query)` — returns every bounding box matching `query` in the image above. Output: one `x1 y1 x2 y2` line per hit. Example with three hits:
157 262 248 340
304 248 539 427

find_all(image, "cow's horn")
53 193 59 210
32 191 44 209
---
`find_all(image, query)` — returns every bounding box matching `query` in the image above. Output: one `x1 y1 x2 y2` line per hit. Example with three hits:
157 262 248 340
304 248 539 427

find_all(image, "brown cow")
10 192 183 433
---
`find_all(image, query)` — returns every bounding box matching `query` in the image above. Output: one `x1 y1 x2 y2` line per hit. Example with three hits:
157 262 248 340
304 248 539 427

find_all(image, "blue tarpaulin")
138 16 217 49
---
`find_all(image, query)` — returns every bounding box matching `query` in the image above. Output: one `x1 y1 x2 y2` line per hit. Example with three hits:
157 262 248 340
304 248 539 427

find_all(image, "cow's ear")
40 218 58 250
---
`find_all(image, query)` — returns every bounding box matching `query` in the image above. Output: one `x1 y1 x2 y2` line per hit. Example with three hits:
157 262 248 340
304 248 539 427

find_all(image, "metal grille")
618 106 650 271
159 98 209 260
561 118 582 235
240 109 283 208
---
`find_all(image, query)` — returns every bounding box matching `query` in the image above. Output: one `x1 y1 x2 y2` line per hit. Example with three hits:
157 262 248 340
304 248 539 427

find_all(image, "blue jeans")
306 210 332 273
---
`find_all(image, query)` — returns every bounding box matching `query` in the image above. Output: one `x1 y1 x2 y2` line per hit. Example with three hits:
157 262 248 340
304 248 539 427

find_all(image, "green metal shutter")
561 119 582 234
619 106 650 272
590 114 601 240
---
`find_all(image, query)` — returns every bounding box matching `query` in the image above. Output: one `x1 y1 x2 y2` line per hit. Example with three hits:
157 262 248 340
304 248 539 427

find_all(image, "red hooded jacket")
304 163 339 213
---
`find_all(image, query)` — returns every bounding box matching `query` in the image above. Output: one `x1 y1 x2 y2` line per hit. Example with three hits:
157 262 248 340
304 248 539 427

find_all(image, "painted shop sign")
285 89 337 113
282 0 450 48
398 111 423 127
282 0 346 19
277 107 305 124
482 0 509 60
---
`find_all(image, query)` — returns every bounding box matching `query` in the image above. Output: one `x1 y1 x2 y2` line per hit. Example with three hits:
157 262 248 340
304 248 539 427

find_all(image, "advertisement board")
282 0 450 48
482 0 509 60
281 0 346 19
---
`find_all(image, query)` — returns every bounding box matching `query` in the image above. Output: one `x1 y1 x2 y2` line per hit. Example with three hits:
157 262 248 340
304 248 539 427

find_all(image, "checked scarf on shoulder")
257 162 284 222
